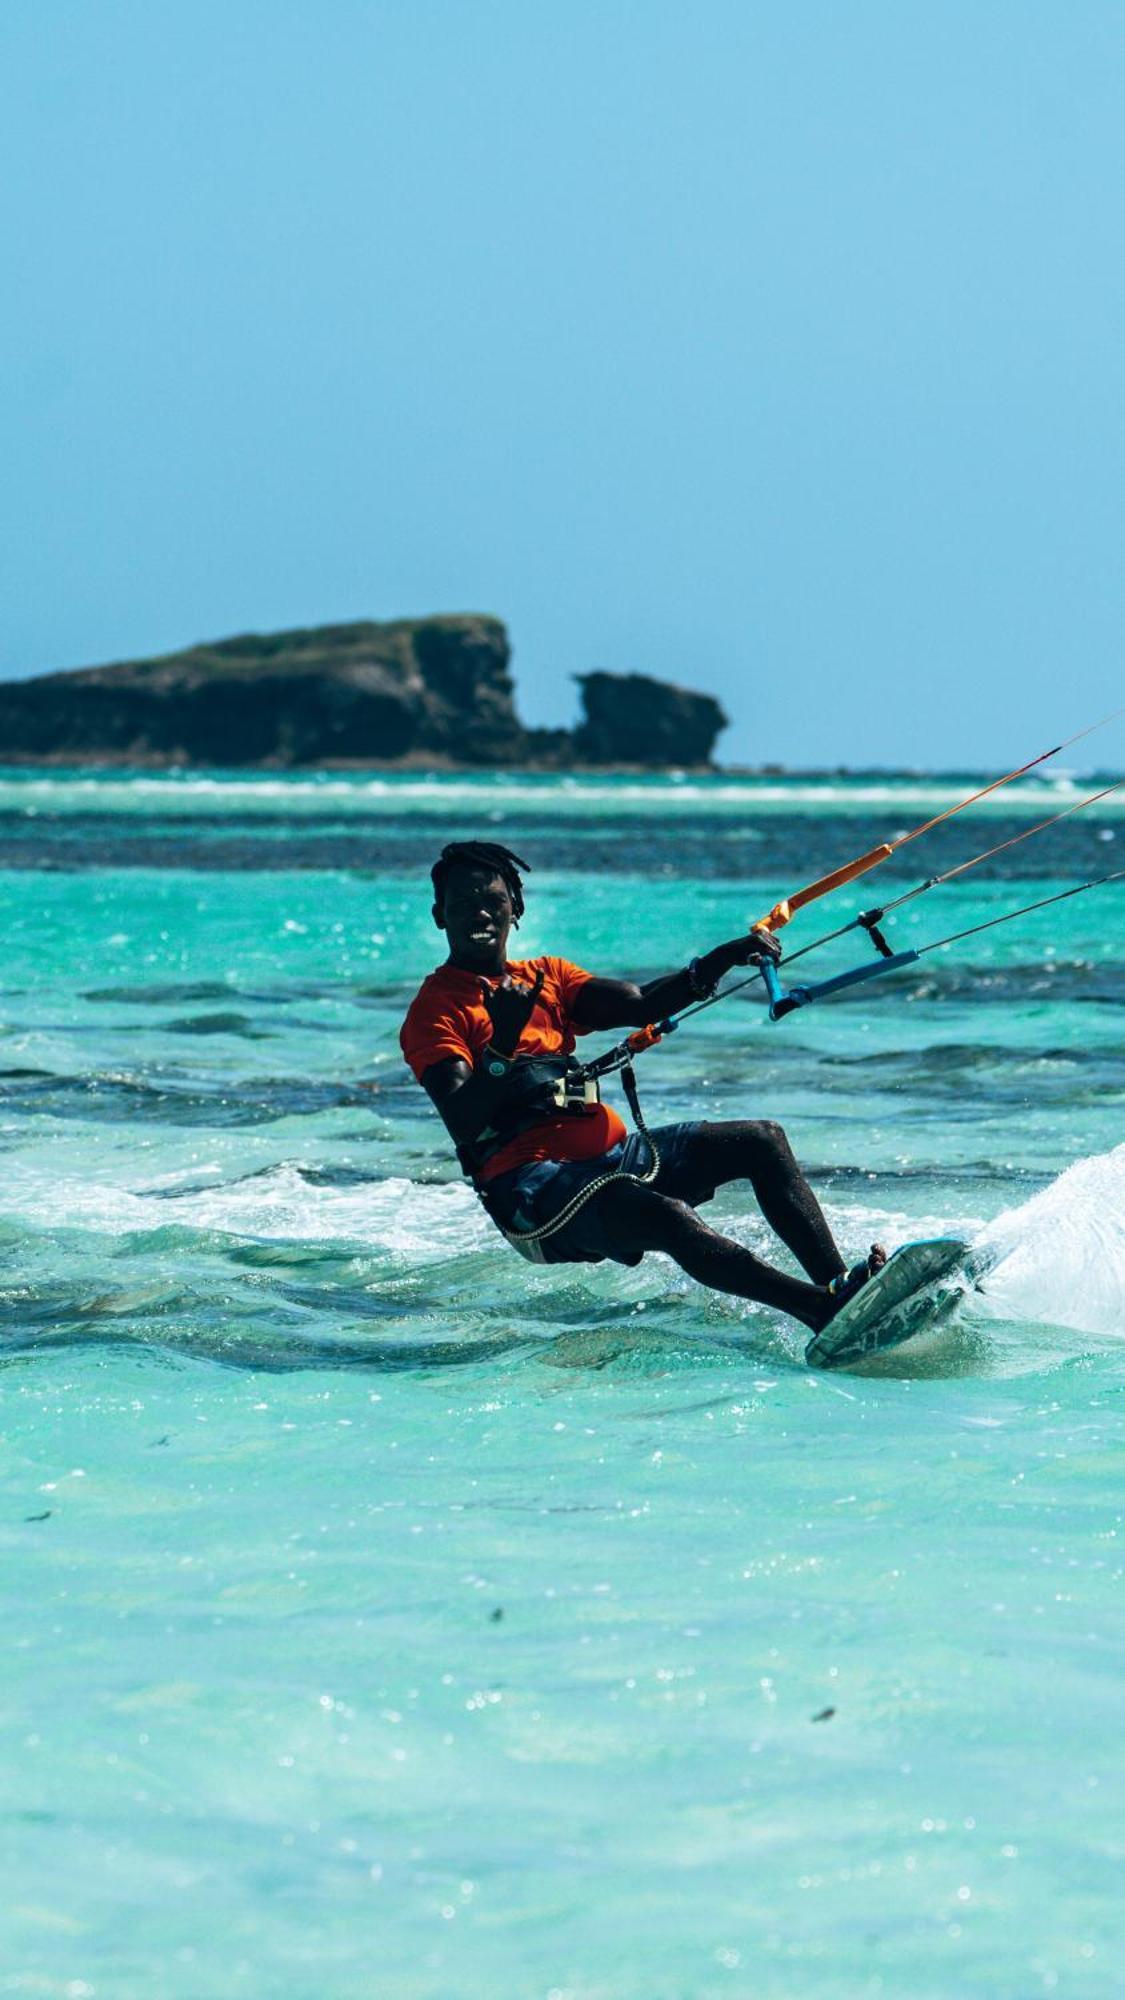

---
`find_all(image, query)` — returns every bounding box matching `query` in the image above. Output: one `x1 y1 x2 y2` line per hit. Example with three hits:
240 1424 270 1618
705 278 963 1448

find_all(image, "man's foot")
813 1243 888 1331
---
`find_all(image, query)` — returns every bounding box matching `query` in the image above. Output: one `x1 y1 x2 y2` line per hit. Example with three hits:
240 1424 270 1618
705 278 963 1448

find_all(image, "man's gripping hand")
704 925 782 983
482 966 546 1059
730 925 782 968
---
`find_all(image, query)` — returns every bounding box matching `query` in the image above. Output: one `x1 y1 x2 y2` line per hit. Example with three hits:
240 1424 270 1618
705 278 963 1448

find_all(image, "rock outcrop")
0 616 522 767
572 671 728 768
0 617 728 767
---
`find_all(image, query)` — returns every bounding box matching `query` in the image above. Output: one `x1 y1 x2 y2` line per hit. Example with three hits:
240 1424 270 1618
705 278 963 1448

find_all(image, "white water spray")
971 1144 1125 1336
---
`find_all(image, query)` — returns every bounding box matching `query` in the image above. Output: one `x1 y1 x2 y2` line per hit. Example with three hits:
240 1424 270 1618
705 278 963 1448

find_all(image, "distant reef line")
0 614 729 770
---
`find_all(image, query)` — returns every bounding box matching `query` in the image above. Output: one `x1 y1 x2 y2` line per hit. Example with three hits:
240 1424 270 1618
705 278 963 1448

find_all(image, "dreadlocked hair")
431 841 530 925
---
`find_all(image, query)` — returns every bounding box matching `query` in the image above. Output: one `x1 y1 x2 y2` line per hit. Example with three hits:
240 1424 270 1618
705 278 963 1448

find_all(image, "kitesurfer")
400 842 884 1333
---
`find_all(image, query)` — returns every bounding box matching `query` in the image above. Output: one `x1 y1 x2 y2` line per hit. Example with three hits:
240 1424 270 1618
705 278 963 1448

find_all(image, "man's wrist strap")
686 956 716 1000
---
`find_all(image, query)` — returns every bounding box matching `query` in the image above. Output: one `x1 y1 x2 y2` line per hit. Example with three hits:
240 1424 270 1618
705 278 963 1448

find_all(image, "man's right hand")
482 966 546 1058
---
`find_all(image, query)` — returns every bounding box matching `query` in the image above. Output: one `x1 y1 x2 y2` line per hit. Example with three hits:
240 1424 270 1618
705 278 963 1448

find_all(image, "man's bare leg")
665 1119 849 1285
594 1182 846 1333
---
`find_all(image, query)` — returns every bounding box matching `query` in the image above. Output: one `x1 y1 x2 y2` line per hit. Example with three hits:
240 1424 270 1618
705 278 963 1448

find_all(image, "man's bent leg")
661 1120 846 1285
595 1181 831 1332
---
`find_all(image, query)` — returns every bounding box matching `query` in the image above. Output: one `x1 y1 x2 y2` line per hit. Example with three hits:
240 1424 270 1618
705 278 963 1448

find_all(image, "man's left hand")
726 926 782 969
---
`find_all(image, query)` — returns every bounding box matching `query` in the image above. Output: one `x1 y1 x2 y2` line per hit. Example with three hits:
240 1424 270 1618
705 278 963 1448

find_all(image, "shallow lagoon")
1 772 1122 1997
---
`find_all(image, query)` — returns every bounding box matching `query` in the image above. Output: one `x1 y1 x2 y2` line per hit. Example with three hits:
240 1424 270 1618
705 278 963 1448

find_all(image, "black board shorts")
479 1122 717 1266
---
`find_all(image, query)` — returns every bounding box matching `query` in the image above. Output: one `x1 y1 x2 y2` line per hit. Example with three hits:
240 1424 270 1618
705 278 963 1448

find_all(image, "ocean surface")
1 767 1122 1999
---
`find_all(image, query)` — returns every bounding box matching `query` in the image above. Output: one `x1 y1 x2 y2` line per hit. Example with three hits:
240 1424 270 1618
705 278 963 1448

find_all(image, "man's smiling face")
435 864 514 973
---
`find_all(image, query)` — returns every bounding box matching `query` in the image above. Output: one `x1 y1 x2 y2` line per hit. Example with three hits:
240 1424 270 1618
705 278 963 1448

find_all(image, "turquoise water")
1 770 1123 1998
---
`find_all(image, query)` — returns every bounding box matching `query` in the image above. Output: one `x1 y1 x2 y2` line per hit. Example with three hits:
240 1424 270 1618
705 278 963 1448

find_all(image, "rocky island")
0 616 728 769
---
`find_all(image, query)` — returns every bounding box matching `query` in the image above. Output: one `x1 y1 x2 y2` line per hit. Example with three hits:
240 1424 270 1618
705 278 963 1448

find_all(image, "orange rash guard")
399 955 627 1181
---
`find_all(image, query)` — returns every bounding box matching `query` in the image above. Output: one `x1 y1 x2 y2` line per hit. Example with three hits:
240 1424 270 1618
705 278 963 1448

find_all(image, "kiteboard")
805 1237 969 1370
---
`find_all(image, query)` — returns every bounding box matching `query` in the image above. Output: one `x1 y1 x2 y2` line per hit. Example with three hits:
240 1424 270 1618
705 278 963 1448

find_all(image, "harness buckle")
550 1072 600 1112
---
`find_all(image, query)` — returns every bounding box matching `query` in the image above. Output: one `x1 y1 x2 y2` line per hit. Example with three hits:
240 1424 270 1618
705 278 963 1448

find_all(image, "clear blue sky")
3 1 1123 767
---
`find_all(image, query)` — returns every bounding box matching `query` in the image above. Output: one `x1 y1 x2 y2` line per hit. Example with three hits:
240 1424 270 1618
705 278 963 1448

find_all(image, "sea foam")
971 1143 1125 1335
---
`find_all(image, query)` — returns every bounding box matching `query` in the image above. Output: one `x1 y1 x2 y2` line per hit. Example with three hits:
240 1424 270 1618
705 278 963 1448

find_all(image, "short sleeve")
545 956 595 1031
400 992 474 1082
